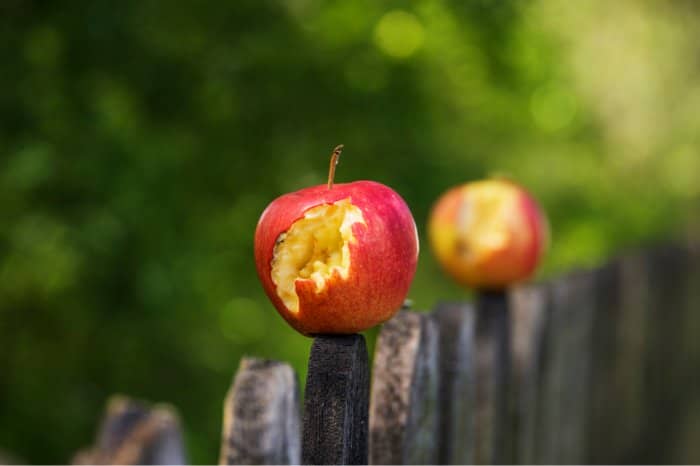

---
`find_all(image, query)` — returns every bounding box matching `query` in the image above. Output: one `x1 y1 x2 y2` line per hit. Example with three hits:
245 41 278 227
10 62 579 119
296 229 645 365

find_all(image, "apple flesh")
428 179 548 289
255 181 419 336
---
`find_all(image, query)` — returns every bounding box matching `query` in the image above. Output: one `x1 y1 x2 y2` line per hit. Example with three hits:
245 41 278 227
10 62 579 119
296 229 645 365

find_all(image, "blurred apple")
254 146 419 336
428 178 548 289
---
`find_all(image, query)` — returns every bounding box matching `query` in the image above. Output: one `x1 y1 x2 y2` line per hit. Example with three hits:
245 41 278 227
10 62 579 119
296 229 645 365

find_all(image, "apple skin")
428 179 548 290
254 180 419 336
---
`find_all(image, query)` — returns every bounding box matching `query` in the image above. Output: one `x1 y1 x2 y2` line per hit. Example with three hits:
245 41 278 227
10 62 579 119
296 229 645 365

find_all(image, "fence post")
674 239 700 463
72 395 186 465
432 303 477 465
609 252 652 462
636 244 693 463
369 310 439 465
508 283 549 465
535 269 595 464
586 259 639 464
219 358 301 465
302 334 369 465
475 291 512 465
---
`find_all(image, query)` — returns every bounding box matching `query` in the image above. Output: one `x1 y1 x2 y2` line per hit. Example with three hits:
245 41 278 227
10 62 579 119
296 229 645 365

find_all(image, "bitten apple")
428 178 548 290
254 146 419 336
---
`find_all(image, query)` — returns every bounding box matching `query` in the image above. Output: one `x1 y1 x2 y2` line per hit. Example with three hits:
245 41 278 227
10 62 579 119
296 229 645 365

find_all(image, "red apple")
428 178 548 290
254 146 419 336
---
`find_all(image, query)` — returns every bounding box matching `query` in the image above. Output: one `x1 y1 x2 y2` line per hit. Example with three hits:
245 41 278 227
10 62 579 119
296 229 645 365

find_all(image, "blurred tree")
0 0 698 463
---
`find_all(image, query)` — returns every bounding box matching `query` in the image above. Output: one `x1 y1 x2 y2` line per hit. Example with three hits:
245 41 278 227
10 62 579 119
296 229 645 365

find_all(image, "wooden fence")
73 240 700 464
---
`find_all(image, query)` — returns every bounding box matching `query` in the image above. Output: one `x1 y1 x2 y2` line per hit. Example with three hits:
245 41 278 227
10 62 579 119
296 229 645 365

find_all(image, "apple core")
455 183 516 266
270 198 365 313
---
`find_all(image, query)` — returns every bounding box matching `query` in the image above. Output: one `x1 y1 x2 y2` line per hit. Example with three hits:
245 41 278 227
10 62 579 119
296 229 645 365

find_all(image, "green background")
1 0 699 463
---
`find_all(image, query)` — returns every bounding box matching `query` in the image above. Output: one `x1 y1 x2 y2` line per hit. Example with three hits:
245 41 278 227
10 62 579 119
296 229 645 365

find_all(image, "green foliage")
1 0 699 462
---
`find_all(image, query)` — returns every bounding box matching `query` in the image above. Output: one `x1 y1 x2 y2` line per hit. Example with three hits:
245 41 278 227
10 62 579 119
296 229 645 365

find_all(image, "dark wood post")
369 310 439 465
475 290 512 465
302 334 369 465
220 358 301 465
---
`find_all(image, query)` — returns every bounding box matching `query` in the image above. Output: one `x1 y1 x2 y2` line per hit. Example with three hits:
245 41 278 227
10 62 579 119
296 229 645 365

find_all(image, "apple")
254 146 419 336
428 178 548 290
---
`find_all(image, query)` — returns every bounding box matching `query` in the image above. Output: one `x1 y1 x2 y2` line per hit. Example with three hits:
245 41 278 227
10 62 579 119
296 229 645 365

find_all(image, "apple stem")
327 144 344 190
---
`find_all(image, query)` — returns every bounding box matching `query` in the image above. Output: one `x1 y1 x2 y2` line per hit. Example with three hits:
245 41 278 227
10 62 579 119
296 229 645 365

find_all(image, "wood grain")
508 283 549 465
432 302 477 465
302 334 369 465
369 310 439 465
220 358 301 465
73 395 186 465
585 261 624 464
536 270 595 464
475 291 512 465
635 245 693 463
673 240 700 463
611 252 652 463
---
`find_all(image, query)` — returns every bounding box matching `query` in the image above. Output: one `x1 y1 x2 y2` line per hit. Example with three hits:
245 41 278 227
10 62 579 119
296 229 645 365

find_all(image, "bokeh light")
374 10 425 59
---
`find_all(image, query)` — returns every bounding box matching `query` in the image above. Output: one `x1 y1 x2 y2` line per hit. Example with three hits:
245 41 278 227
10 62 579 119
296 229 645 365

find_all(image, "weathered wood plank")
302 334 369 465
585 260 625 465
573 251 660 464
674 239 700 463
610 252 652 463
635 244 693 464
606 241 700 464
508 283 549 465
220 358 301 465
73 395 186 465
0 449 23 465
369 310 439 465
475 291 512 465
432 302 477 465
535 270 595 464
